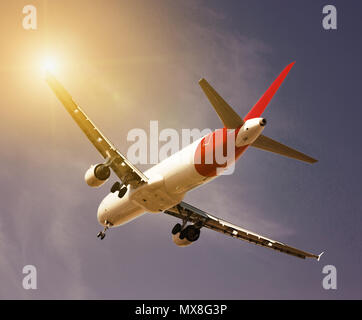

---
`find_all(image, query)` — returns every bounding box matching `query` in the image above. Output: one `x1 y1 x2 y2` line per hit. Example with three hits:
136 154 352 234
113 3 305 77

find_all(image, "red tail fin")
243 62 295 121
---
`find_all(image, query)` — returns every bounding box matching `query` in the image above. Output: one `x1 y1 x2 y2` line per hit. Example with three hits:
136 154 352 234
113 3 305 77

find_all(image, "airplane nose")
97 199 107 225
259 118 267 126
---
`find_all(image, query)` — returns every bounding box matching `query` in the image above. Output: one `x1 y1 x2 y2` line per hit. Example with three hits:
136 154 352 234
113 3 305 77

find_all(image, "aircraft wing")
164 201 323 260
46 73 148 188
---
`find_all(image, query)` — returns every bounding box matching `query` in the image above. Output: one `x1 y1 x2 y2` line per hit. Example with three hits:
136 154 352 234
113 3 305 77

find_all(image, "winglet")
317 251 325 261
244 62 295 121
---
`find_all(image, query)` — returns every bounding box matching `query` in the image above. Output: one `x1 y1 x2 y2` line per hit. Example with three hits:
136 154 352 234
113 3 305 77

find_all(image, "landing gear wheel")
97 221 112 240
171 223 182 235
111 182 121 193
118 186 127 198
179 229 186 240
184 225 200 242
97 232 105 240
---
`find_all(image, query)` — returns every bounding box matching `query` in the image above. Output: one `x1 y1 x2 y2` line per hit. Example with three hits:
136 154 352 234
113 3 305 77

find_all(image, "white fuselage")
97 118 265 227
97 137 207 226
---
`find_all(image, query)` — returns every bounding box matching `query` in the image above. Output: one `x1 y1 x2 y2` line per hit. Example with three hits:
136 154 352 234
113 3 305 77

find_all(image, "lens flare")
42 57 57 73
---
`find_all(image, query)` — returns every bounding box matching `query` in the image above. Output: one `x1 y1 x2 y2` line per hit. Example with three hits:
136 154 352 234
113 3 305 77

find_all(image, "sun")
41 57 58 73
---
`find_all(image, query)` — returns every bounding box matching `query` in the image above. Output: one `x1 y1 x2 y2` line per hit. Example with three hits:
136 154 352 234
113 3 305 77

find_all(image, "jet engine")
171 223 200 247
84 164 111 187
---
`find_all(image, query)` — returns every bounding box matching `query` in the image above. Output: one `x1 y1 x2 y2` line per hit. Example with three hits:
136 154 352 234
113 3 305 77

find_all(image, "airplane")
46 62 324 261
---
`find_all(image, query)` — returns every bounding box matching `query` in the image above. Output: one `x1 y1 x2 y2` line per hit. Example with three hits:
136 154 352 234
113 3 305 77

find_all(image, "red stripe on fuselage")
194 127 248 177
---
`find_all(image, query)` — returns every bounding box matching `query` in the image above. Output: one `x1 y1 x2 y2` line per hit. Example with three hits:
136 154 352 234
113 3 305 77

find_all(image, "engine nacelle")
84 164 111 187
172 233 193 247
171 224 200 247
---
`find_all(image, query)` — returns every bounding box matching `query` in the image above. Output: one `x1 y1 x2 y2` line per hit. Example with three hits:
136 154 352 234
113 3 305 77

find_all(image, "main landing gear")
97 220 113 240
110 181 127 198
172 223 201 242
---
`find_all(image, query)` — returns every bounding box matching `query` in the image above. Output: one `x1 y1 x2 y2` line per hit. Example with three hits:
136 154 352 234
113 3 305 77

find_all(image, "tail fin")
244 62 295 121
199 62 294 128
199 62 317 164
199 78 244 129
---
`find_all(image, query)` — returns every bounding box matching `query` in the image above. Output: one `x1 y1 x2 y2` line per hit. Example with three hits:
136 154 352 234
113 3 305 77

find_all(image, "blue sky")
0 0 361 299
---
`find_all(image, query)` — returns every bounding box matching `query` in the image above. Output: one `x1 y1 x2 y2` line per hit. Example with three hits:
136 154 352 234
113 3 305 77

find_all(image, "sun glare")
42 57 58 73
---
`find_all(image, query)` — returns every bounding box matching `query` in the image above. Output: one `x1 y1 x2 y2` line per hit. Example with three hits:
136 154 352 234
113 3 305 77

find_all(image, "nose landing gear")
96 231 106 240
97 221 113 240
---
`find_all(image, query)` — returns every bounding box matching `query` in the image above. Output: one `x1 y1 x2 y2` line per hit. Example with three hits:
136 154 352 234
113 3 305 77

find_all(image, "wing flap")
165 201 321 260
251 134 318 164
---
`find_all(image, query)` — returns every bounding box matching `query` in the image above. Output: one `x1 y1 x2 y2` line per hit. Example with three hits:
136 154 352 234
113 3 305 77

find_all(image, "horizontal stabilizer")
251 134 318 164
199 78 244 129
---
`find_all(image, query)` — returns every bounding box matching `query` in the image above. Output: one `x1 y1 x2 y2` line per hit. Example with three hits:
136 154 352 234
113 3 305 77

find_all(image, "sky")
0 0 361 299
